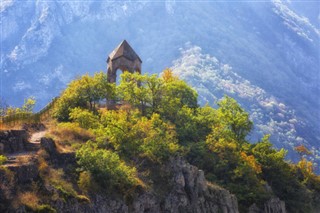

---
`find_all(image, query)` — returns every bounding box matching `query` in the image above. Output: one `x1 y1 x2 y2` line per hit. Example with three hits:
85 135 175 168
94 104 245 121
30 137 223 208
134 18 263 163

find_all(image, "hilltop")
0 70 319 213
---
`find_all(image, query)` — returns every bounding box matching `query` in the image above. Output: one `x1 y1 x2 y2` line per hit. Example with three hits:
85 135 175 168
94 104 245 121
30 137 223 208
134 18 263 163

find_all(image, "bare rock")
40 137 57 155
249 197 286 213
264 197 286 213
6 160 39 184
52 195 128 213
0 130 28 154
162 157 238 213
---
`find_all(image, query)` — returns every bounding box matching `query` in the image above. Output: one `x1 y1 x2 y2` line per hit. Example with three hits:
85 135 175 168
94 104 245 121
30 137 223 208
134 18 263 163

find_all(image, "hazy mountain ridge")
171 44 319 166
1 0 319 168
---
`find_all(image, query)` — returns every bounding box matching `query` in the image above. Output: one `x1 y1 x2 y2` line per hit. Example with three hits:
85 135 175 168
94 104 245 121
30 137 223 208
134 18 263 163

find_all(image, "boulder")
0 130 28 154
40 137 57 155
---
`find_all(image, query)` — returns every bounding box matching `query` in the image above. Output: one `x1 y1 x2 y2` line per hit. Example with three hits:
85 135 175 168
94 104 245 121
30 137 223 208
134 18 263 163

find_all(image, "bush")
69 107 100 129
78 171 98 193
0 155 7 165
76 144 138 192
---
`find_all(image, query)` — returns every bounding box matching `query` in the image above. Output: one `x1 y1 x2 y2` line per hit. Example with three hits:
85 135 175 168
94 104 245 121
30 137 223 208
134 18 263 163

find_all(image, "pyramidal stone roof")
107 40 142 63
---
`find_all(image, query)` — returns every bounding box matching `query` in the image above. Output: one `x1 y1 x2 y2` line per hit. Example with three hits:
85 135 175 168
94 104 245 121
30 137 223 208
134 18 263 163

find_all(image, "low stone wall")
0 130 28 154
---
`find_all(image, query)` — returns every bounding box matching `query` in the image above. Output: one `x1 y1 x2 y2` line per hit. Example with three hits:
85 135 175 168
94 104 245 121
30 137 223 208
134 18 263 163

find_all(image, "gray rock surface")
0 130 28 154
40 137 57 155
51 157 239 213
264 198 286 213
249 197 286 213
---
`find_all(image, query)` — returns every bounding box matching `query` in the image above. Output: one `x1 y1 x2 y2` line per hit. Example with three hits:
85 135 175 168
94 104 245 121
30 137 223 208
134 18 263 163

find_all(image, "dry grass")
16 156 31 165
38 154 77 199
0 123 23 130
18 191 39 210
47 122 94 151
207 181 223 190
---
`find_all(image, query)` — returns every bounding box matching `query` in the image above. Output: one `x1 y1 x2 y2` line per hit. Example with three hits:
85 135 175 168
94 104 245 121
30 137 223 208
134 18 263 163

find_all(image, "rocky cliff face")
49 157 239 213
249 197 286 213
0 130 28 154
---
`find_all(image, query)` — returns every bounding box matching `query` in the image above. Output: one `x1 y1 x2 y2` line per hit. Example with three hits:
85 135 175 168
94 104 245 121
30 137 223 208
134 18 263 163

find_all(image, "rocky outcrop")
160 157 238 213
264 198 286 213
51 157 239 213
6 161 39 184
249 197 286 213
40 137 76 166
0 130 28 154
52 196 128 213
40 137 57 155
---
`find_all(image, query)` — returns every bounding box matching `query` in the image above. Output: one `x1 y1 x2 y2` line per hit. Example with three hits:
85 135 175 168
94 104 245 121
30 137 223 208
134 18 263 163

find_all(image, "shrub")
69 107 100 129
78 171 98 193
76 144 138 192
0 155 7 165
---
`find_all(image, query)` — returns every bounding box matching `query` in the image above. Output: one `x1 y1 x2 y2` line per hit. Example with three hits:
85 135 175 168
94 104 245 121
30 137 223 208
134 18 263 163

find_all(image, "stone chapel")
106 40 142 83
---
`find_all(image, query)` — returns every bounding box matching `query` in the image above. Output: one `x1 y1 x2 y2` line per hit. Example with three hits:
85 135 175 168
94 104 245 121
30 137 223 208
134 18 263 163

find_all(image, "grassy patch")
48 122 94 151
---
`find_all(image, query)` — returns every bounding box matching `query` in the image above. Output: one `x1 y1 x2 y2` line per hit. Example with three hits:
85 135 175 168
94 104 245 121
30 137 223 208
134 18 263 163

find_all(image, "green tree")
118 72 150 116
252 135 312 212
137 113 180 163
97 108 180 162
22 97 36 113
216 96 252 143
118 70 198 119
54 72 114 121
160 71 198 122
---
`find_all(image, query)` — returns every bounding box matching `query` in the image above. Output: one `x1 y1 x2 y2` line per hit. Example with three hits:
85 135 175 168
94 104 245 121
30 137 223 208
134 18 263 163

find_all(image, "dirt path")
30 130 47 143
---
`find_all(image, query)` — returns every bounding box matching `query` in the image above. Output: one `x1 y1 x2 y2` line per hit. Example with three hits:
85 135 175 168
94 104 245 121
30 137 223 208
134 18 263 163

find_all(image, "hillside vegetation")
49 70 319 212
1 70 319 212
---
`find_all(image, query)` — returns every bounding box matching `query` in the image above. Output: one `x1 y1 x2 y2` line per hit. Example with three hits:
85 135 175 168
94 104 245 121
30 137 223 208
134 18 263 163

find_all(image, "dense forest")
1 70 319 212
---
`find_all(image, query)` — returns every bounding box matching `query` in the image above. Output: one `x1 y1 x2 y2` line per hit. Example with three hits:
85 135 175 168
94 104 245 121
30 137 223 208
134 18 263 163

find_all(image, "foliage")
78 171 97 193
22 97 36 113
0 155 7 165
48 122 94 150
251 135 313 212
118 70 198 119
54 72 114 121
76 143 138 192
69 107 100 129
97 109 180 162
138 113 180 163
216 96 253 143
1 97 36 116
46 69 320 211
